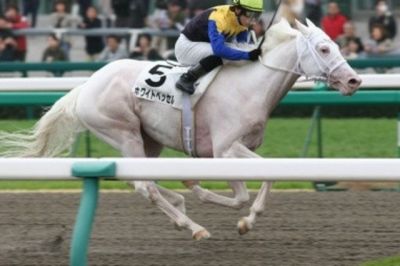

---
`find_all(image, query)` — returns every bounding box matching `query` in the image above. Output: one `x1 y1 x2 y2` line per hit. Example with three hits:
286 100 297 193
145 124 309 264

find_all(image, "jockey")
175 0 264 95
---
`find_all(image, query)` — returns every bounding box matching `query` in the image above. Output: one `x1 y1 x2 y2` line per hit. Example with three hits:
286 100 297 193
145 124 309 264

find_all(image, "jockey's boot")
176 55 223 95
176 64 206 95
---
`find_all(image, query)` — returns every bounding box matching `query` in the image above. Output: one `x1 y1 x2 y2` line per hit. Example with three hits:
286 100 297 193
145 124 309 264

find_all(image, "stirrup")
176 75 195 95
176 82 195 95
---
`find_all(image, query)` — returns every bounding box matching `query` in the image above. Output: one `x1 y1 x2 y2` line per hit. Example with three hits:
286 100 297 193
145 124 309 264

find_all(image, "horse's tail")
0 86 85 157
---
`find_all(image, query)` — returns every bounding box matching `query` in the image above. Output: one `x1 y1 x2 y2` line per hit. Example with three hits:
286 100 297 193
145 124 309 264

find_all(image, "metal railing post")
316 107 323 158
70 161 116 266
70 177 99 266
301 106 320 157
397 113 400 157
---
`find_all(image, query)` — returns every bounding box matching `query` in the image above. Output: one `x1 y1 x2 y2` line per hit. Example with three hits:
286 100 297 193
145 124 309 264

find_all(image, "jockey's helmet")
232 0 264 12
232 0 263 20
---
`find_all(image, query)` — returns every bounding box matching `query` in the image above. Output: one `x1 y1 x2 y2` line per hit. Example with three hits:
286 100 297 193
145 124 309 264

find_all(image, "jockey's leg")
176 55 223 95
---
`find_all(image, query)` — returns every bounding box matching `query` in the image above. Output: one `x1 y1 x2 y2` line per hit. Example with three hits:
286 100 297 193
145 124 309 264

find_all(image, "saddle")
132 61 221 157
132 61 221 110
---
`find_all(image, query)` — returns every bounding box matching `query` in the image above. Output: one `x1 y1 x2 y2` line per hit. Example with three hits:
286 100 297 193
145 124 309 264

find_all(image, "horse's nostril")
348 78 360 87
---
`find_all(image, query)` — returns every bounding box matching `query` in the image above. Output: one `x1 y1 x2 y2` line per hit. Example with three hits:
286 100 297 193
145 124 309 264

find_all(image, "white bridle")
259 30 347 85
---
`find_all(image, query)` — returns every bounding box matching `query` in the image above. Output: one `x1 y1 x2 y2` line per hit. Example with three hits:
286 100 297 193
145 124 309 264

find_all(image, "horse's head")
294 19 361 95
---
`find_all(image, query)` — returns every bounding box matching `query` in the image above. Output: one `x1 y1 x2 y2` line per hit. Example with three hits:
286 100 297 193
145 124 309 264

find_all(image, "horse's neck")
246 40 300 115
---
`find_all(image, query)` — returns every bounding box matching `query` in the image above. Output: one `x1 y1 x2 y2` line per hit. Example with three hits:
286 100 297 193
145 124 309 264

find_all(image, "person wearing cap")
369 0 397 40
175 0 263 95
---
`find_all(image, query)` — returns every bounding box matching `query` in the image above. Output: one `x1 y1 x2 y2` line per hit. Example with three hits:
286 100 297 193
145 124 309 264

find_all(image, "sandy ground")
0 192 400 266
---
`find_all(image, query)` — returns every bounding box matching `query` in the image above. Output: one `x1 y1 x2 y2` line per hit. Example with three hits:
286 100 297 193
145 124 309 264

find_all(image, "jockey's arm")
236 31 249 43
208 21 250 61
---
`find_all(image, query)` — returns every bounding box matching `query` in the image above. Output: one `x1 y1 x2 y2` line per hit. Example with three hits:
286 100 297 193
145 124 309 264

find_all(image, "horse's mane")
261 18 300 54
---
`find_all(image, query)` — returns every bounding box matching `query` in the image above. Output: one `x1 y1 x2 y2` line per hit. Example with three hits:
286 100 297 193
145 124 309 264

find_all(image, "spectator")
0 36 17 61
369 0 397 40
97 35 128 62
99 0 114 27
336 21 364 57
0 15 13 40
130 34 163 61
188 0 225 17
111 0 130 27
342 39 364 59
79 6 104 61
364 24 394 55
130 0 150 28
321 2 347 41
50 0 76 58
50 1 75 28
22 0 40 27
77 0 92 18
147 0 170 30
305 0 322 26
166 0 187 49
175 0 187 9
112 0 149 28
5 4 29 61
42 34 67 62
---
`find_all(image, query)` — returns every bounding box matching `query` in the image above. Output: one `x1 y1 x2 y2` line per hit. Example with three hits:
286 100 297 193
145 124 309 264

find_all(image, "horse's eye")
320 46 330 55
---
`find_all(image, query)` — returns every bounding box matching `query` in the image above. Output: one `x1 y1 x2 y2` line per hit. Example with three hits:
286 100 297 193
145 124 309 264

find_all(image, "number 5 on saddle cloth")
132 61 221 156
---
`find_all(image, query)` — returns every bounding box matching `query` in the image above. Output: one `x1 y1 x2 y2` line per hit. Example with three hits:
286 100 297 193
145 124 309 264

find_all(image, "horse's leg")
134 180 210 239
142 132 186 215
217 142 274 235
85 125 208 239
183 142 257 209
213 141 273 234
237 181 272 235
184 181 249 209
77 79 208 240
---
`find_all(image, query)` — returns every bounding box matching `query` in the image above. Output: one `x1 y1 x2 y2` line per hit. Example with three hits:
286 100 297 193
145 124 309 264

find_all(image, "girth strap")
181 94 197 157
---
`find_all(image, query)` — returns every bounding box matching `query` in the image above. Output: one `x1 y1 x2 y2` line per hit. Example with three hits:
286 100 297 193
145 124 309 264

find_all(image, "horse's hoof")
193 229 211 240
238 217 252 235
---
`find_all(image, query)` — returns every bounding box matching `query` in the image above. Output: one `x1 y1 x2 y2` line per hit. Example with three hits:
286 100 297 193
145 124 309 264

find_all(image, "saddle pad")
132 61 220 109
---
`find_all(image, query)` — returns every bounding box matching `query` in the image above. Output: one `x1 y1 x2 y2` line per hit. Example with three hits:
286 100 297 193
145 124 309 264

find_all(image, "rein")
257 0 282 50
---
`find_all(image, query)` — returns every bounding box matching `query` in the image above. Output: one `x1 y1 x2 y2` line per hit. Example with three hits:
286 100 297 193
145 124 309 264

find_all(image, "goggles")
242 9 262 20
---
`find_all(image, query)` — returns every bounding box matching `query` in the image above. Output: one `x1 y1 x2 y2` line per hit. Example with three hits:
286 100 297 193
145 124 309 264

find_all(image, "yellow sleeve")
209 6 229 34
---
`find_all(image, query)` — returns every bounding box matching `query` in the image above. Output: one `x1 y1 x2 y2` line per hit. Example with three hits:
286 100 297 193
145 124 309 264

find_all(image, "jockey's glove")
248 49 262 61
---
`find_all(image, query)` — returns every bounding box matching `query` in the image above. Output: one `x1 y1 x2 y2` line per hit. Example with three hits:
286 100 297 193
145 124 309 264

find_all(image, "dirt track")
0 192 400 266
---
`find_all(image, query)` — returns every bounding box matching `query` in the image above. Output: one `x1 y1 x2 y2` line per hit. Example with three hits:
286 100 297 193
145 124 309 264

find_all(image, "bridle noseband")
259 32 347 86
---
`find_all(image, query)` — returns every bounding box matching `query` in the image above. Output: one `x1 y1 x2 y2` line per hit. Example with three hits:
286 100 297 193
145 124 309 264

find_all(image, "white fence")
0 158 399 181
0 74 396 91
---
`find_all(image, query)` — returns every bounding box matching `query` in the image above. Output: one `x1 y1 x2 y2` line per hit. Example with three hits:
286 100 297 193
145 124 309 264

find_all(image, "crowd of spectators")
314 0 398 59
0 0 397 63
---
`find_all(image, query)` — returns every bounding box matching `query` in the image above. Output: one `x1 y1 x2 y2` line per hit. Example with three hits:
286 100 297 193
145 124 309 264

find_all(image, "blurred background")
0 0 398 63
0 0 400 191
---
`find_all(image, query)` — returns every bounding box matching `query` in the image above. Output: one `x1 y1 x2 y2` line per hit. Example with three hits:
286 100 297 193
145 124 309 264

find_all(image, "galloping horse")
0 19 361 240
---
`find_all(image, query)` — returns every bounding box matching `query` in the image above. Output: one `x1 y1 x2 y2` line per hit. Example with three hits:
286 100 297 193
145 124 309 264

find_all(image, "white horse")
0 19 361 240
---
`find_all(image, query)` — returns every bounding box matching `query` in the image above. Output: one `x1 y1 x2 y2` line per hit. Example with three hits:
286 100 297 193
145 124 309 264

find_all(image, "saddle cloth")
132 61 220 109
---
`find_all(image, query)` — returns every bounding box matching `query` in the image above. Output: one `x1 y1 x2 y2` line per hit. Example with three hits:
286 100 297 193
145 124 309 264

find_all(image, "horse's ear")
305 18 317 30
295 19 311 36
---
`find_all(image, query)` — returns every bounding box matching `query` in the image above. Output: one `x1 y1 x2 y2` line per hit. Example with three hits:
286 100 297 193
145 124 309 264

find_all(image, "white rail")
0 74 397 91
0 158 399 181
